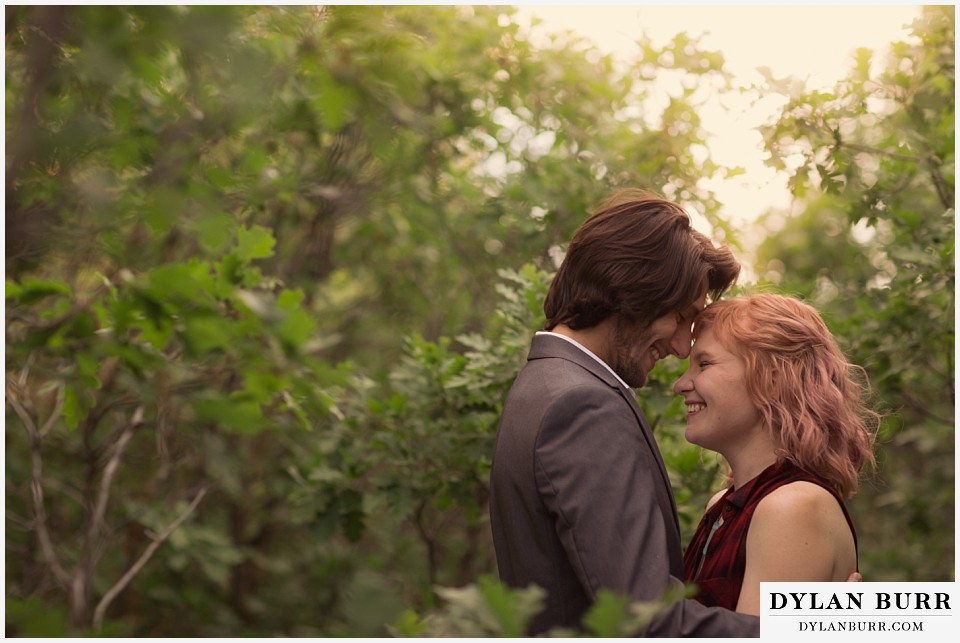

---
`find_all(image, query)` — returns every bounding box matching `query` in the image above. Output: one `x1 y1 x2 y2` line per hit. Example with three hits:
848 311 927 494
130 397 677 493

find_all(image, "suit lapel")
616 387 681 525
529 334 681 532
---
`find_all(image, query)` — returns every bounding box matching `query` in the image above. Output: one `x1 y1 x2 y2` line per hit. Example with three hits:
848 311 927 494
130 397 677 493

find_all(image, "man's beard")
611 317 653 389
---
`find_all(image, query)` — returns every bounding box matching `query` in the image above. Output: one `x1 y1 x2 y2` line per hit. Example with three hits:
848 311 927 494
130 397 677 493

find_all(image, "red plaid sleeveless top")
682 460 857 610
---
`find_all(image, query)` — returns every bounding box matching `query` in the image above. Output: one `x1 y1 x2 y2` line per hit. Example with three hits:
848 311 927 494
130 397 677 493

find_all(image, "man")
489 189 759 636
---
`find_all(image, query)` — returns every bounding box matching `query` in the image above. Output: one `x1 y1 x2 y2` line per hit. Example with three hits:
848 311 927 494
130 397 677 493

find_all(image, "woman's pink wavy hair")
694 294 878 498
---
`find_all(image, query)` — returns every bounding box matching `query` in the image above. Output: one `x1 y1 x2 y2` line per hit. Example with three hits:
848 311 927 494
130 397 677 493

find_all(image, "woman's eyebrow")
690 345 715 360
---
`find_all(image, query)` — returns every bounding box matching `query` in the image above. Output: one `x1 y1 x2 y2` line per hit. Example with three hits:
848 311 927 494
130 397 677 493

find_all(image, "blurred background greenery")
5 5 953 636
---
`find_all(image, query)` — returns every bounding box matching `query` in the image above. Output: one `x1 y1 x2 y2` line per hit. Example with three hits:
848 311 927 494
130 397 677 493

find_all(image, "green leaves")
397 576 545 637
191 397 264 434
61 385 93 430
395 576 686 637
235 224 277 262
6 278 71 305
581 590 633 637
6 3 951 637
4 598 74 638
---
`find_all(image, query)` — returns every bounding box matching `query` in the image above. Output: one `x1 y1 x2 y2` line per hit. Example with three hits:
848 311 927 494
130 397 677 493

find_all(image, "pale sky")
512 4 924 247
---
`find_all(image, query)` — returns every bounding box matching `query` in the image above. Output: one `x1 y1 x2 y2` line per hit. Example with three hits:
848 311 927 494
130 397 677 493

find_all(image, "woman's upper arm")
735 482 842 615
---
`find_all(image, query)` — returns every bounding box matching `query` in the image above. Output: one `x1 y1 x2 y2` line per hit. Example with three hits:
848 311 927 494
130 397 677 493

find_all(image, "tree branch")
92 486 208 631
414 500 438 588
840 141 925 163
70 405 142 627
87 407 144 546
900 388 954 427
7 380 70 586
37 385 65 438
929 166 953 210
7 390 37 436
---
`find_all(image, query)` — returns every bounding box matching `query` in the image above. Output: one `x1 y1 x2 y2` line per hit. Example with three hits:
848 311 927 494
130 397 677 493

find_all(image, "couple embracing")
489 189 878 637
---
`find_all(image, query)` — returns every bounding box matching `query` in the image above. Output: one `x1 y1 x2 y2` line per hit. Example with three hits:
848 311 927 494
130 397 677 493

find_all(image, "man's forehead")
679 303 700 319
683 292 708 317
693 279 709 310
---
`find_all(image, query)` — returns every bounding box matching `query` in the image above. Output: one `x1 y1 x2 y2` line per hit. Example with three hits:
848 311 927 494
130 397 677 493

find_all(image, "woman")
673 293 879 615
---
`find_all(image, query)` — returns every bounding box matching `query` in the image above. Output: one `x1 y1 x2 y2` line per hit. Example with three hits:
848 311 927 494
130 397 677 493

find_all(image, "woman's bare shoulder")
752 480 850 541
707 488 727 510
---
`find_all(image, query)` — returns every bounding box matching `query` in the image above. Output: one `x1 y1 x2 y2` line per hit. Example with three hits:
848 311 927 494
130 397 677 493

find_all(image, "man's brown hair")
543 189 740 330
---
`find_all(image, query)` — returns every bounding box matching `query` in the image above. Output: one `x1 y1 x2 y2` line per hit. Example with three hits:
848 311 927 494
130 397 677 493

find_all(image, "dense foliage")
5 5 953 636
753 5 954 581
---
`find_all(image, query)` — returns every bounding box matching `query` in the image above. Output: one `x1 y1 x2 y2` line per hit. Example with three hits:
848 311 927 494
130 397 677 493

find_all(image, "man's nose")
670 323 693 359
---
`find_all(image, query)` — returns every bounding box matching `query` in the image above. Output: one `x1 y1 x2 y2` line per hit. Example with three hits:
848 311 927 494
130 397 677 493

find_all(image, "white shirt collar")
536 331 632 390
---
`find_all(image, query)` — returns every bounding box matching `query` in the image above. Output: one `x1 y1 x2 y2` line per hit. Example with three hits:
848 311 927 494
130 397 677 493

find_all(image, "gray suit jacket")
489 334 759 636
